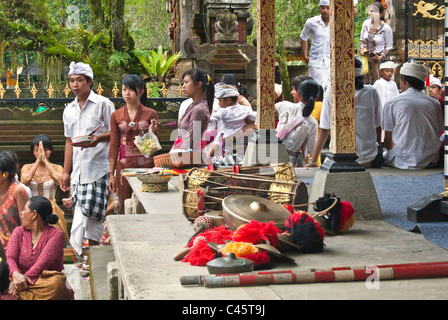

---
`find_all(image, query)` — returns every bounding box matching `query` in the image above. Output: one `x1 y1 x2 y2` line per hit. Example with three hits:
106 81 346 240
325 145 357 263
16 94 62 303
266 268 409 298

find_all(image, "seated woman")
21 135 69 242
0 155 29 249
6 196 72 300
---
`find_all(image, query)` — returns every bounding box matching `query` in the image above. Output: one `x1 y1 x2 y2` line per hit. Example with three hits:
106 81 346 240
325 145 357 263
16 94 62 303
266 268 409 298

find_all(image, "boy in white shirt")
208 83 257 164
373 61 399 142
373 61 399 111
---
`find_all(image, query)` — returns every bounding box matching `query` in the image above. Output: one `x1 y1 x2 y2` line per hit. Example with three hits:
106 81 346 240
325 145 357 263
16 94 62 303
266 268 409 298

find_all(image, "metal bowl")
136 171 173 184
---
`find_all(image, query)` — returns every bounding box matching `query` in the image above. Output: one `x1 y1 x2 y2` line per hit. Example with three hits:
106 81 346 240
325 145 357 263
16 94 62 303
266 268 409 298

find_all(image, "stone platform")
93 167 448 300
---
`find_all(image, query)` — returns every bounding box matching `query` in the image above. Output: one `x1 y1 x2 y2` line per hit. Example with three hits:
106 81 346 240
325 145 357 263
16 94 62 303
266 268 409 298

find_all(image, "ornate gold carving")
330 0 355 154
177 83 183 97
63 83 71 98
161 83 168 97
408 39 444 59
30 83 38 98
0 82 4 99
112 82 120 98
14 83 21 98
413 1 445 20
256 0 276 130
96 83 104 95
47 84 54 98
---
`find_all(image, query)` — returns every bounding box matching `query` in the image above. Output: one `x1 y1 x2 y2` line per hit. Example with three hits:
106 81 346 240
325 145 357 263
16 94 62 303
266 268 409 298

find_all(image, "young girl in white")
276 79 319 166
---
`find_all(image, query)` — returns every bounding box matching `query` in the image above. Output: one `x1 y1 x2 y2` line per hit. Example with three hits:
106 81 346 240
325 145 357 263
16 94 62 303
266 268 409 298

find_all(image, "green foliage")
132 45 181 82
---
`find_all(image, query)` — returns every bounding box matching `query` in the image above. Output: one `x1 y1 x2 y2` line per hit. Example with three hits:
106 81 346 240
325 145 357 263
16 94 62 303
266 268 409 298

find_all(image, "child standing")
373 61 399 111
208 82 257 164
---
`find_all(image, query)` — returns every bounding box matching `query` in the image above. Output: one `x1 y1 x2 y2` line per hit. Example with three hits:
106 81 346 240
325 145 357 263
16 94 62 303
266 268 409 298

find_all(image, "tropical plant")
133 45 182 83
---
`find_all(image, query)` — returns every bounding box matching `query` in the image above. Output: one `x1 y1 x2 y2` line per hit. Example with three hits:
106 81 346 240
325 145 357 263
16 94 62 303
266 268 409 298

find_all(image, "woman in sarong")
0 155 29 249
108 75 159 213
6 196 73 300
21 135 69 242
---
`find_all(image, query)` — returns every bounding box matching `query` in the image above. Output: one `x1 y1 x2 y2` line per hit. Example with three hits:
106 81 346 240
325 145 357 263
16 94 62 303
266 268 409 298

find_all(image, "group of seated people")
276 58 444 171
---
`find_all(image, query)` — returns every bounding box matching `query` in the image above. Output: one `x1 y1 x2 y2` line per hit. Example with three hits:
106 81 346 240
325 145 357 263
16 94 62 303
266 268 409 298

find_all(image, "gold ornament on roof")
63 83 71 98
30 84 38 98
47 84 54 98
96 83 104 95
112 82 119 98
413 1 445 20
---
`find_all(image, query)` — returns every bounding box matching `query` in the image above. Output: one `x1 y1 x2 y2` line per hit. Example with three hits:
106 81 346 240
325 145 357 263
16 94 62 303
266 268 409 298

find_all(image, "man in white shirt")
300 0 330 91
382 61 443 169
60 62 115 255
307 56 382 168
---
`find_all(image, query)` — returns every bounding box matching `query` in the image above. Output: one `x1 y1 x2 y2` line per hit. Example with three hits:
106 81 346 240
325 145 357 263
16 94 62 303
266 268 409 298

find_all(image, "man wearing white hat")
428 75 443 108
382 61 443 169
300 0 331 91
61 61 115 257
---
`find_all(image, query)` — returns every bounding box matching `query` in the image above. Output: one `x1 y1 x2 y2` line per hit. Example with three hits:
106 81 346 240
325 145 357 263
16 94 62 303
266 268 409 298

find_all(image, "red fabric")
232 220 281 248
182 239 215 266
196 190 205 213
6 226 65 284
241 251 271 267
338 201 355 231
187 225 234 248
282 204 295 214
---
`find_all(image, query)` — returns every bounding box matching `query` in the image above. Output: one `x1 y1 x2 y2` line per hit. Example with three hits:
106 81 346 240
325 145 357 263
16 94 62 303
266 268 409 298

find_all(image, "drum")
179 163 308 222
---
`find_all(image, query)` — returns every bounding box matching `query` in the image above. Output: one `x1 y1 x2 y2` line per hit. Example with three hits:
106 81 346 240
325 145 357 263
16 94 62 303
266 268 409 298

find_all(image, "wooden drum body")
179 163 308 222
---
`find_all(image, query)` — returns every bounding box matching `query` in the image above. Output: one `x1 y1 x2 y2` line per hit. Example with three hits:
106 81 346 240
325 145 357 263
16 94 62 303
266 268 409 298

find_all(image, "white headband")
430 75 442 88
214 83 239 99
68 62 94 80
275 83 282 99
380 61 395 70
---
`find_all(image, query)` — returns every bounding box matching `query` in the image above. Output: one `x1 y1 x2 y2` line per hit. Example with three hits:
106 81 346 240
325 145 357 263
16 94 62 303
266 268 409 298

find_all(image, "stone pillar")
255 0 275 130
308 0 382 220
242 0 289 166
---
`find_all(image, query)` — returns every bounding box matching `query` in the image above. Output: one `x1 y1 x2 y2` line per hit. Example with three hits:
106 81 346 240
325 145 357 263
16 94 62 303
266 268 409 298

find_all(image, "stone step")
89 245 116 300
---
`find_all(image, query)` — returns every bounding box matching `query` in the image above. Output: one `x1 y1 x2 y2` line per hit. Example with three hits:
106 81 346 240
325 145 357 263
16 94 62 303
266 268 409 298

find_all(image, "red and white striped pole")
197 261 448 288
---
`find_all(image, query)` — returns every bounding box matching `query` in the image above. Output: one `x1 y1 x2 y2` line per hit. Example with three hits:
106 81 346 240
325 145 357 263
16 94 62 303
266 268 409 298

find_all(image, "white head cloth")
68 62 94 80
215 82 239 98
319 0 329 6
429 75 442 88
275 83 283 99
380 61 395 70
400 61 428 83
